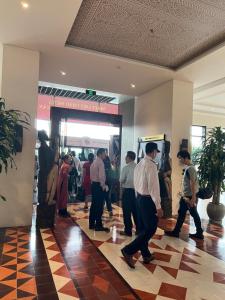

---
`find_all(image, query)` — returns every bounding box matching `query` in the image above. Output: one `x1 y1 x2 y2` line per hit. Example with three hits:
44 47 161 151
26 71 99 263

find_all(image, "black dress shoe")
119 231 132 237
164 230 179 238
58 209 70 218
189 233 204 240
89 225 95 230
64 211 71 218
95 227 110 232
143 254 155 264
121 249 135 269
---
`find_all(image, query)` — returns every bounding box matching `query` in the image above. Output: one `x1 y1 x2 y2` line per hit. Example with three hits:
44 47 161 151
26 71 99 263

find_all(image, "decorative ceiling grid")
38 85 115 103
66 0 225 69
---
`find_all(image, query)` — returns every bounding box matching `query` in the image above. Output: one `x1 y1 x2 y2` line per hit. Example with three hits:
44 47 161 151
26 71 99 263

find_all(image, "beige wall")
0 45 39 227
193 112 225 128
0 44 3 93
134 81 173 143
171 80 193 211
134 80 193 212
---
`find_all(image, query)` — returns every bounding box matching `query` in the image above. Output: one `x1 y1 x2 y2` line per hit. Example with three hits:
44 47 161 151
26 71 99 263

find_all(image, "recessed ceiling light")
60 71 66 76
21 1 29 9
131 83 136 88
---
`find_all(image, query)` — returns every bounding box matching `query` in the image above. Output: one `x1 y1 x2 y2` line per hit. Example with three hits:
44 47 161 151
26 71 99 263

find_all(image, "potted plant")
198 127 225 224
0 97 30 200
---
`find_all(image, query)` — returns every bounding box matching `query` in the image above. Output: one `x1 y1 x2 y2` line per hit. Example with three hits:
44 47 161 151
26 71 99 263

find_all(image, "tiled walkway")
69 203 225 300
0 202 224 300
0 213 137 299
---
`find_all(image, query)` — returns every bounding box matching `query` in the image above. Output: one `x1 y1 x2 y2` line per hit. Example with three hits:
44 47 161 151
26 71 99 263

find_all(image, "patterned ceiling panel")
38 85 115 103
66 0 225 69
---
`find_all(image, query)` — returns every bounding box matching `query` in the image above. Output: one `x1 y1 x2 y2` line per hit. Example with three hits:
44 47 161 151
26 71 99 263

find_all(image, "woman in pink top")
82 153 94 210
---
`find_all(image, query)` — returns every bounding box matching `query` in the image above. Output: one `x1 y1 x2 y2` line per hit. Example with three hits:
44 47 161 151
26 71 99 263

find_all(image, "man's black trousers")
89 182 104 228
122 188 139 234
123 194 158 258
173 197 203 234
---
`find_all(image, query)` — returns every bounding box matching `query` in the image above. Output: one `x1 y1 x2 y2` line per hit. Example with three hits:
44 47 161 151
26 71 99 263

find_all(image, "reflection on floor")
0 202 224 300
69 203 225 300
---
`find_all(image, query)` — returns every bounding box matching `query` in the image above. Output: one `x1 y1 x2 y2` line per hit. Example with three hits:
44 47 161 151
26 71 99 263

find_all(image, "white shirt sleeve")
120 166 126 184
146 163 161 210
99 160 106 189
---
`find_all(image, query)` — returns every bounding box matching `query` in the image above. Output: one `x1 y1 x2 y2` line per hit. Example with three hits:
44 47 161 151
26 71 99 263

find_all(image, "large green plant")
191 146 202 166
198 127 225 204
0 98 30 201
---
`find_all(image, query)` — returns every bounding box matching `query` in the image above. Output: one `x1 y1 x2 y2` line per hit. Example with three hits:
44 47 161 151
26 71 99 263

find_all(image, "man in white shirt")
120 151 139 237
89 148 110 232
121 142 163 269
71 151 81 193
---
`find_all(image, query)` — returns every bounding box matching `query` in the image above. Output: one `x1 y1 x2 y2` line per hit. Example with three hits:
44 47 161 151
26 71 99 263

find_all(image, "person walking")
165 150 204 239
57 155 71 217
121 142 163 269
119 151 139 237
82 153 94 210
71 151 81 194
103 151 113 217
89 148 110 232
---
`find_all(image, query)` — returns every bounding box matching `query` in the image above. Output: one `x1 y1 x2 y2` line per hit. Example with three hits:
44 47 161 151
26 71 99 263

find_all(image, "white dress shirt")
134 156 161 210
120 161 136 189
90 157 106 189
73 156 81 173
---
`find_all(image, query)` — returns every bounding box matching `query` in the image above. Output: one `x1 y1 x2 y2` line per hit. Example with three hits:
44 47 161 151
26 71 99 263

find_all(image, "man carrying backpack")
165 150 204 240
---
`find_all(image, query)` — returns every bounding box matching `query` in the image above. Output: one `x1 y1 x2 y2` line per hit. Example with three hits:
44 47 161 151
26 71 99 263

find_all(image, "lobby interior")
1 1 225 299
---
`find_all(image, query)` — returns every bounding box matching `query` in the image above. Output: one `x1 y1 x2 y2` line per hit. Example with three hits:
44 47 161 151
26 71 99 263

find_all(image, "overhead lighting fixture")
21 1 29 9
60 71 66 76
131 83 136 88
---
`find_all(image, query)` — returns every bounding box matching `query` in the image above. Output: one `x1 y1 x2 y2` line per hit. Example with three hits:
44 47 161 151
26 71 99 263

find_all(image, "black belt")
137 193 151 198
92 181 101 185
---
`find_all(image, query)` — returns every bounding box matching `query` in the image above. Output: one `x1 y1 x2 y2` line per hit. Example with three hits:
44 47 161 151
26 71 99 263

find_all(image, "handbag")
186 169 213 199
196 187 213 200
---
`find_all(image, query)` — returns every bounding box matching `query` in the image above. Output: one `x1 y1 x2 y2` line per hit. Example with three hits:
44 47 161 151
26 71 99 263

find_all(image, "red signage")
37 95 118 121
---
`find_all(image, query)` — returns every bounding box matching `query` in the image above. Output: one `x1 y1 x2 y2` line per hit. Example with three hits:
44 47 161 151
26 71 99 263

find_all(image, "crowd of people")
56 149 116 218
55 142 204 269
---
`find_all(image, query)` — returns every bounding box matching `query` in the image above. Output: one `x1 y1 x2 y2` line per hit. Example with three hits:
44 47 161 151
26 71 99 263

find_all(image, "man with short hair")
121 142 163 269
89 148 110 232
165 150 204 239
120 151 139 236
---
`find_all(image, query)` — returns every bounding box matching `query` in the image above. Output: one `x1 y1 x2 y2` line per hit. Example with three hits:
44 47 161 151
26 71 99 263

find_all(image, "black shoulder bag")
186 169 213 200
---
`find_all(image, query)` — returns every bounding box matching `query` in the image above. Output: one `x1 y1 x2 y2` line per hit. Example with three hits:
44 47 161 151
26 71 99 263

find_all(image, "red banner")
37 95 118 121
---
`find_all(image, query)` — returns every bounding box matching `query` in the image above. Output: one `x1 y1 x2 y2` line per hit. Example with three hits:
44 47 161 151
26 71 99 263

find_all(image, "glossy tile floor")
0 201 224 300
69 203 225 300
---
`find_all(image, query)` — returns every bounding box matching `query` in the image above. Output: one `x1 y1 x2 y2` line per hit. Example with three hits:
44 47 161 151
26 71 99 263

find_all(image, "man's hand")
190 198 196 207
157 208 163 218
103 185 109 192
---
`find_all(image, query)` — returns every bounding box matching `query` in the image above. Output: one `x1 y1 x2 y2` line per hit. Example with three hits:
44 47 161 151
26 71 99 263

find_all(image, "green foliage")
191 146 202 165
0 97 30 201
198 127 225 204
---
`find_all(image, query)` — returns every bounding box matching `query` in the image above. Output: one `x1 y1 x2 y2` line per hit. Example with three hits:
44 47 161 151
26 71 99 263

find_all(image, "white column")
118 98 135 168
134 80 193 213
171 80 193 212
0 45 39 227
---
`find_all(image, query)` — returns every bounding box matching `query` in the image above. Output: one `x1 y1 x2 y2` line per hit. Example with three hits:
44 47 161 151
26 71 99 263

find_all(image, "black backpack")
186 168 213 200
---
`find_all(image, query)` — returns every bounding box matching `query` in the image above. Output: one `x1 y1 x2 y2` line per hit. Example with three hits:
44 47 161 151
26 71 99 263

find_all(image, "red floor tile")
213 272 225 284
158 282 187 300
